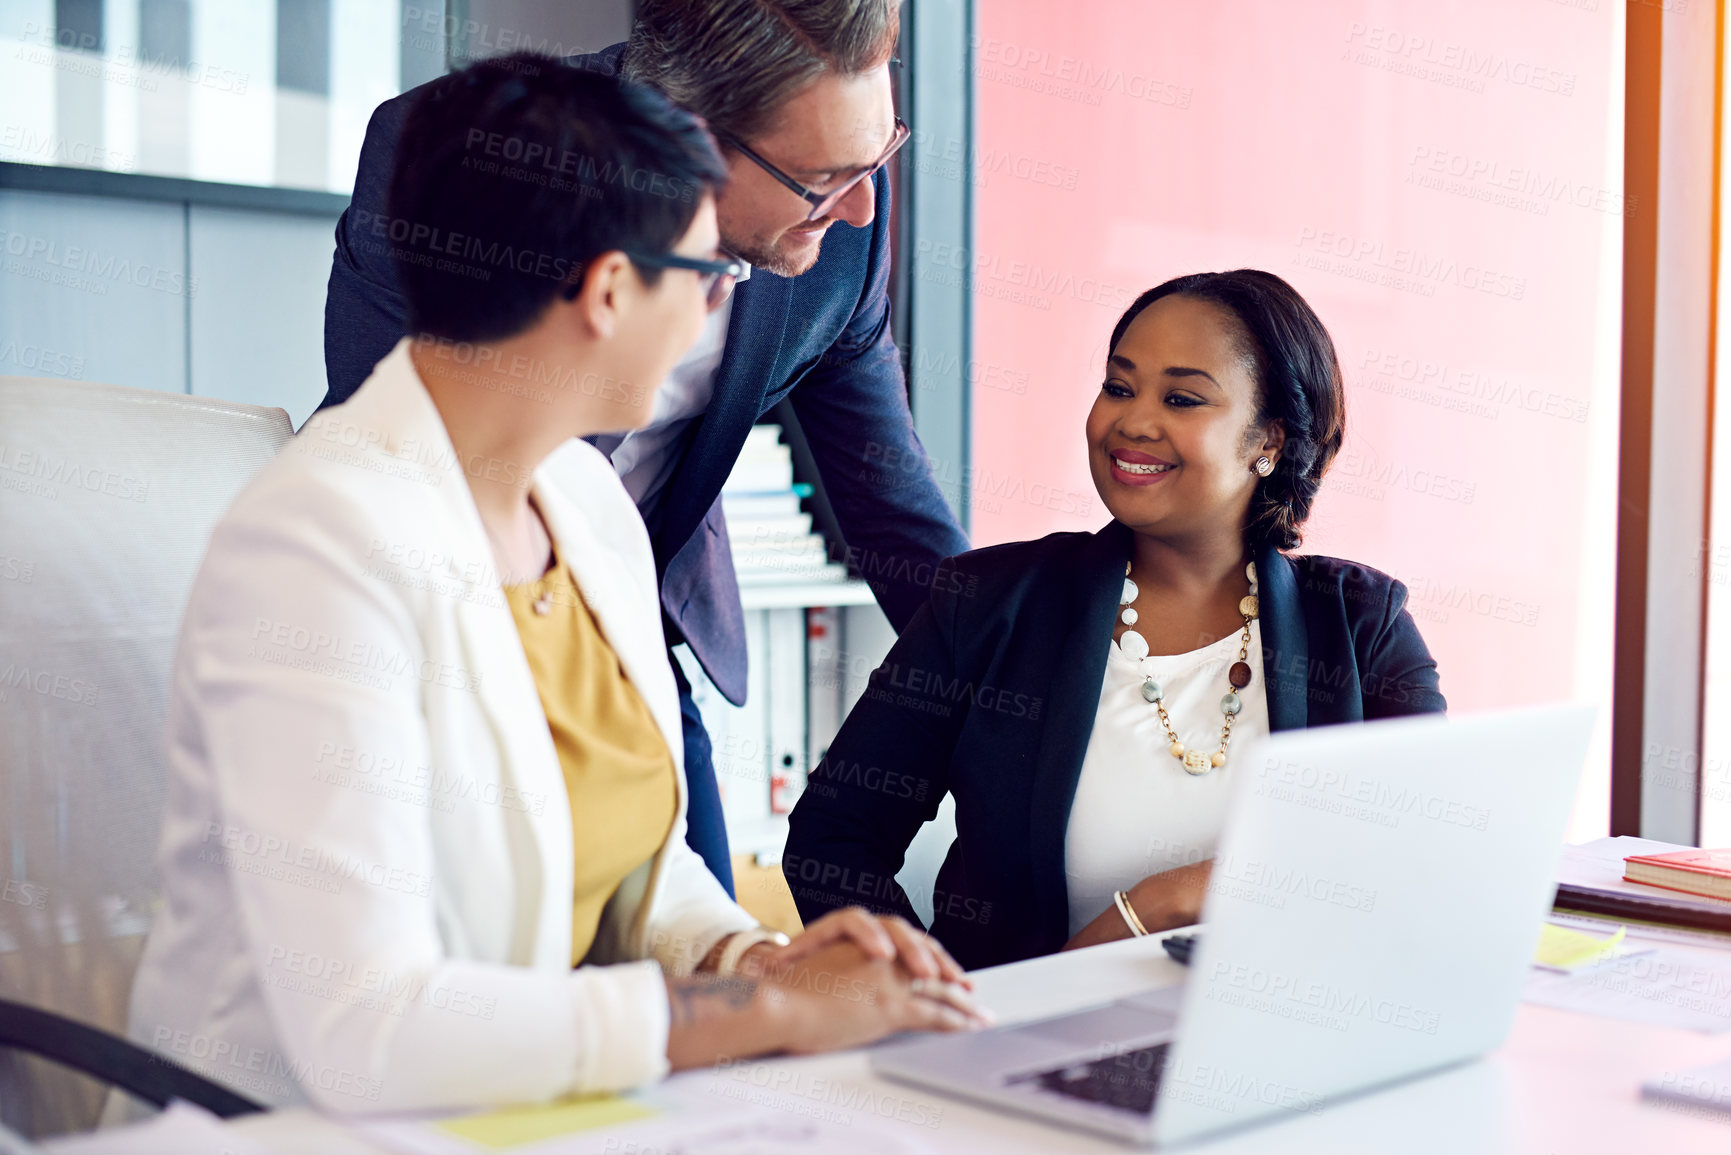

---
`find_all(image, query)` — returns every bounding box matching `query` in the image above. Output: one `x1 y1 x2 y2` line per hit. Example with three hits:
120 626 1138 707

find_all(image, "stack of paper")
359 1092 943 1154
722 425 847 586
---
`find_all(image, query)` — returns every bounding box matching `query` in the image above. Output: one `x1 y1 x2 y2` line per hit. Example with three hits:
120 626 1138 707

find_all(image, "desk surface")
127 932 1731 1152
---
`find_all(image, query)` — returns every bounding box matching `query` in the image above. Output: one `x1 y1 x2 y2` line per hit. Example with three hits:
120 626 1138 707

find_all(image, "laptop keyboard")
1011 1041 1171 1115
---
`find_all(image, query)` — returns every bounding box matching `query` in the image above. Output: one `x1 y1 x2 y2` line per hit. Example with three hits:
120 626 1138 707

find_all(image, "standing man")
321 0 968 895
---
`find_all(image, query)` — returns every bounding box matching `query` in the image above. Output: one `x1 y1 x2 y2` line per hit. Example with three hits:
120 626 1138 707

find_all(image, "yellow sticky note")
437 1095 658 1150
1534 923 1626 971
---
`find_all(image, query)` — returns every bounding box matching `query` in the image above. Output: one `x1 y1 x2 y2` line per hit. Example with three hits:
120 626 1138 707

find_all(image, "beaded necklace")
1115 560 1259 775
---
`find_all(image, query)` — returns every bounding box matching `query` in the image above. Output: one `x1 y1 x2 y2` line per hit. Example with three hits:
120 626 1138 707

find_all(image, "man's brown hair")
621 0 901 141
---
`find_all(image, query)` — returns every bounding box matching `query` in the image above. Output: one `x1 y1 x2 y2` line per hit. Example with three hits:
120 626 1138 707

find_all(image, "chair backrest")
0 377 292 1137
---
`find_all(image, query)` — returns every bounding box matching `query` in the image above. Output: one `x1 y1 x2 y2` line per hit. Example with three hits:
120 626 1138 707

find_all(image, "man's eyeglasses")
561 251 745 311
720 117 911 222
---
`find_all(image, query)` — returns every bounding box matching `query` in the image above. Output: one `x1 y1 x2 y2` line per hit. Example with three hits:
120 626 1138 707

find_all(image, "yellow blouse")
504 548 677 965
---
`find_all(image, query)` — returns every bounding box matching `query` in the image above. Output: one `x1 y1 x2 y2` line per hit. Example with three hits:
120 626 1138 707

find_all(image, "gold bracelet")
1113 890 1149 937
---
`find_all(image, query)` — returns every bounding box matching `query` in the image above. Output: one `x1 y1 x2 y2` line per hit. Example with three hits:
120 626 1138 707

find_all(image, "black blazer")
784 521 1446 970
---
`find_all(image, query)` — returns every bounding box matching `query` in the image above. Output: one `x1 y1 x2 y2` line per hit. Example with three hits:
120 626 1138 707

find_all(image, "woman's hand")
740 907 972 990
762 938 992 1055
1062 859 1214 951
666 934 992 1071
1127 859 1213 933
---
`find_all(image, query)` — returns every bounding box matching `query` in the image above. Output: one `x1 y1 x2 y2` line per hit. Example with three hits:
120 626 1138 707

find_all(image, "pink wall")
970 2 1621 834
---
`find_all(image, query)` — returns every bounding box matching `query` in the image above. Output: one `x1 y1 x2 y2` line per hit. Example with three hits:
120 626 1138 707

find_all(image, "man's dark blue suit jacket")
319 44 968 705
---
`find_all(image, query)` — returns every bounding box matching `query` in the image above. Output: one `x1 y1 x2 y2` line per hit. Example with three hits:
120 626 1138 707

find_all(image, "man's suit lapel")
1027 521 1132 951
647 270 794 570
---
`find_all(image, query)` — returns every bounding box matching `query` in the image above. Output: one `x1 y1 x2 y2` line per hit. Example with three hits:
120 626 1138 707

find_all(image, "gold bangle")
1113 890 1149 937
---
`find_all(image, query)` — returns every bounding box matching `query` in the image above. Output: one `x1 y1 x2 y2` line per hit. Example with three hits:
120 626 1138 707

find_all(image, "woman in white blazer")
128 56 984 1116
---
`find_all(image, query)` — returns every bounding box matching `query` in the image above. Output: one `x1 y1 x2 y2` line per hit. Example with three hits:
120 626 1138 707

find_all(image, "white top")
1064 619 1268 937
128 339 756 1115
592 262 751 517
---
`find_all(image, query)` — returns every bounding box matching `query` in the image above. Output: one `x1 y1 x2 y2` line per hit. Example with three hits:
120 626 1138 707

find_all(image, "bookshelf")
677 423 899 860
682 424 956 927
676 599 897 865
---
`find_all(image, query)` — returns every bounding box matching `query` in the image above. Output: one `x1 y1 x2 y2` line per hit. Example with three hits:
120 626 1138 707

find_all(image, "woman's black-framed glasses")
629 251 746 311
561 251 745 311
721 117 911 222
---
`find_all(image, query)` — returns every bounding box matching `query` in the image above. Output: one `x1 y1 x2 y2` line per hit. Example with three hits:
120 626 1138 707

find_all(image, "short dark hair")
621 0 900 140
386 52 727 343
1108 270 1347 551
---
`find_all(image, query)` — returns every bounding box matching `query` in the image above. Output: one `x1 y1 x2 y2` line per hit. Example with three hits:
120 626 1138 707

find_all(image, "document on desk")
362 1098 943 1155
1548 908 1731 951
361 1096 659 1155
1531 922 1636 972
1523 933 1731 1033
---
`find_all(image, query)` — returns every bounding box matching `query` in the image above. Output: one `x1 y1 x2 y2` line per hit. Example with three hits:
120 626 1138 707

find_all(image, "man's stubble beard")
721 223 825 279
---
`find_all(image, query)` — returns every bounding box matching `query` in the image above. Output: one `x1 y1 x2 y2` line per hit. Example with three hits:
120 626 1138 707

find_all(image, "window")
1 0 407 193
969 2 1625 839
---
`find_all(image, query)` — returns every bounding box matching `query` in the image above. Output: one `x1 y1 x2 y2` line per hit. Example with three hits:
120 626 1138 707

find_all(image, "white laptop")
872 704 1595 1146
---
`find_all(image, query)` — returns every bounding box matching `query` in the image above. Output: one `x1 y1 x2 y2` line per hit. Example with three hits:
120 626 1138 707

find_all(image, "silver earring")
1252 456 1274 477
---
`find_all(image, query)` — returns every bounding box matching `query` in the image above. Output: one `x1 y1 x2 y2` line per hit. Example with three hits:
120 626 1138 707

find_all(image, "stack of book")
1551 836 1731 933
722 425 847 586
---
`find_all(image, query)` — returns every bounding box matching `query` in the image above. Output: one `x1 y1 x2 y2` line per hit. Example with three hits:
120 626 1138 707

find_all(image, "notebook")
1624 848 1731 902
1553 837 1731 933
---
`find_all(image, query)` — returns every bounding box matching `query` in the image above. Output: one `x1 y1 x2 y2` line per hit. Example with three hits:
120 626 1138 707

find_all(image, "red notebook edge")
1624 849 1731 880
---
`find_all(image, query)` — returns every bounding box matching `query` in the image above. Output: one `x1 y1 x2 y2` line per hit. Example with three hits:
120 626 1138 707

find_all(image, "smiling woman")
785 268 1445 970
1093 273 1345 559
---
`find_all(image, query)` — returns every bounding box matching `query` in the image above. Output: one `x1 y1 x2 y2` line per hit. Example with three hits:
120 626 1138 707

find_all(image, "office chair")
0 1000 259 1119
0 377 291 1136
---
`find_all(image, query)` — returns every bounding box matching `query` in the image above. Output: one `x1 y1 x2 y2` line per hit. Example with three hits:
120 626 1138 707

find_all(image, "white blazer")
128 340 756 1115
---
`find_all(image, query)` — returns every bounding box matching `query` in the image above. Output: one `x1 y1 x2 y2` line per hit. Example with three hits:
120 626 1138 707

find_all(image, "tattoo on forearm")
668 975 758 1028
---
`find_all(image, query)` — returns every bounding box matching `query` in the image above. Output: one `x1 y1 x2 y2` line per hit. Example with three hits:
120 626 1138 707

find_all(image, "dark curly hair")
1107 269 1346 551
